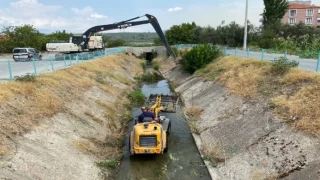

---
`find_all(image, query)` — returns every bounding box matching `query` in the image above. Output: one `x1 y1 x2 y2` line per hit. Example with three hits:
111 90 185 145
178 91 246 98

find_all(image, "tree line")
160 20 320 51
160 0 320 53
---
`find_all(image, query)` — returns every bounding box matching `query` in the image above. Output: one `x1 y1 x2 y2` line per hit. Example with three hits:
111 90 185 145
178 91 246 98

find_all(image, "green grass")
14 73 36 82
140 62 146 72
97 159 120 168
151 61 160 70
128 90 145 105
138 72 163 83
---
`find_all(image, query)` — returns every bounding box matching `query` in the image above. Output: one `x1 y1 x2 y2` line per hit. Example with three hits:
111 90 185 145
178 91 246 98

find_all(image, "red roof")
289 3 320 9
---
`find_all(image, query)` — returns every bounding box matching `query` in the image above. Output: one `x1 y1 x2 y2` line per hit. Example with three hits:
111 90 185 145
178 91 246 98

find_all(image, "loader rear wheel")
129 134 134 156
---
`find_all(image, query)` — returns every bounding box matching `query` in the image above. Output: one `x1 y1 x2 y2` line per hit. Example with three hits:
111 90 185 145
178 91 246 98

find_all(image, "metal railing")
174 44 320 72
3 48 125 80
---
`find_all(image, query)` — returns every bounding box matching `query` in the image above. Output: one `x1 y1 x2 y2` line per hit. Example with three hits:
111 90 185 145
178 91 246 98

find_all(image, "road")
0 58 90 80
0 48 124 80
0 47 318 80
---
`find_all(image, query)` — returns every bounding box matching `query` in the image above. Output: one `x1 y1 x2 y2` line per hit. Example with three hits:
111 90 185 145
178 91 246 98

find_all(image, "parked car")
12 48 42 62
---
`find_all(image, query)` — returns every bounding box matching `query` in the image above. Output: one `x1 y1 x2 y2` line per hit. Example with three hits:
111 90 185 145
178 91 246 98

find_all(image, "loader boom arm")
74 14 176 58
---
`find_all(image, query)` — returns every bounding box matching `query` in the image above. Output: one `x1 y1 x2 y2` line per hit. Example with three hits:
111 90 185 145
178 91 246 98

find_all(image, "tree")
153 37 162 46
46 30 73 42
165 22 197 44
105 38 126 48
263 0 289 27
0 25 44 52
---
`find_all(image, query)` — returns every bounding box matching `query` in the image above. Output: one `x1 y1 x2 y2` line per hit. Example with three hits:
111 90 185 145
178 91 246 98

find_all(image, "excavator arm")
148 94 178 118
74 14 176 58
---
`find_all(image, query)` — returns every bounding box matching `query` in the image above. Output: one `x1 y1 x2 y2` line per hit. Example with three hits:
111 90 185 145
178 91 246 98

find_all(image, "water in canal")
114 80 211 180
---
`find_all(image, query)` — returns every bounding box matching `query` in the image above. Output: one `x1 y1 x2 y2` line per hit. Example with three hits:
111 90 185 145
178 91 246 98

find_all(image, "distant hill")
102 32 158 43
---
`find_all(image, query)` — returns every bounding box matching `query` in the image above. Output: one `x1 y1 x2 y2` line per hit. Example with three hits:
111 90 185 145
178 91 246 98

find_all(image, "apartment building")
282 1 320 26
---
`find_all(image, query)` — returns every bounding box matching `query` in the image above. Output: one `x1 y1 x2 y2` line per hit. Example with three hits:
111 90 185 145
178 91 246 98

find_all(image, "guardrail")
3 48 125 80
173 44 320 72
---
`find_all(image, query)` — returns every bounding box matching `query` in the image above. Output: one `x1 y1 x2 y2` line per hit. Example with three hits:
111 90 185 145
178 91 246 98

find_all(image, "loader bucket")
146 94 178 113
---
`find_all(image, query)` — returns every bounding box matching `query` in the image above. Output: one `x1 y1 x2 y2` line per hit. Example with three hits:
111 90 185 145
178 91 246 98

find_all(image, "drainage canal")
114 78 211 180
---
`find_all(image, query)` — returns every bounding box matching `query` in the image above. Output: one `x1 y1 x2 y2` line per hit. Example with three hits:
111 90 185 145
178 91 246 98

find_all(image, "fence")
174 44 320 72
1 48 125 80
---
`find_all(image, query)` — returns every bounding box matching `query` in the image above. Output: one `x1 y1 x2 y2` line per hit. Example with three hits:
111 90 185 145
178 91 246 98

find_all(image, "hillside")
103 32 158 43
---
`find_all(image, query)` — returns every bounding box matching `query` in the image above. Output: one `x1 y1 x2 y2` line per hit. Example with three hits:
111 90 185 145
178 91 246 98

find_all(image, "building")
282 1 320 26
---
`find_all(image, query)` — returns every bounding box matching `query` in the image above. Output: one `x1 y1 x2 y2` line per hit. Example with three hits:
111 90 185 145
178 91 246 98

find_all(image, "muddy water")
114 80 211 180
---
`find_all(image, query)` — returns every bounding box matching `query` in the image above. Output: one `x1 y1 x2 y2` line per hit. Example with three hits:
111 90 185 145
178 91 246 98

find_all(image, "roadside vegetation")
181 44 222 74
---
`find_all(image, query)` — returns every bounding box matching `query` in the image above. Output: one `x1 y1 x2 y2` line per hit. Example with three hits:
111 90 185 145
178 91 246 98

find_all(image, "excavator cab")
129 94 177 155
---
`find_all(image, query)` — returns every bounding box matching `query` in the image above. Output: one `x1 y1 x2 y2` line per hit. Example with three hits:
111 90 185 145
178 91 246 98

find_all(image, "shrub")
140 62 146 72
167 47 178 57
106 39 126 48
151 61 159 70
271 57 299 74
139 72 163 82
97 159 120 168
128 90 145 105
182 44 222 74
14 73 36 82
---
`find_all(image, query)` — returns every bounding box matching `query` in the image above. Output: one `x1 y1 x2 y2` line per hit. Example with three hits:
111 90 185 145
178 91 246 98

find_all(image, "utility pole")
243 0 248 50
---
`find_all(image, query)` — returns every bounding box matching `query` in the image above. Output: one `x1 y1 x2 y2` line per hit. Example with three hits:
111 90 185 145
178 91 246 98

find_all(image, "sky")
0 0 320 34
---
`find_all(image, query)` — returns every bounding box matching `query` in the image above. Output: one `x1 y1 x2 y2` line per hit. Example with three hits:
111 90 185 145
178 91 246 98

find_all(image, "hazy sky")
0 0 319 33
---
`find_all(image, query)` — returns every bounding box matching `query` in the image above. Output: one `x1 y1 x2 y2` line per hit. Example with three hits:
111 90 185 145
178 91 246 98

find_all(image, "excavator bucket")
146 94 178 113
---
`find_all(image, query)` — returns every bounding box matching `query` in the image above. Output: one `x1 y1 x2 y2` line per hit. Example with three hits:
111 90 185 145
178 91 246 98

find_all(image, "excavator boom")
74 14 176 58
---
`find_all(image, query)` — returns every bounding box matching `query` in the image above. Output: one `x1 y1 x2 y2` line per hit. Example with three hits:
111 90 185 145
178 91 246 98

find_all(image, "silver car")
12 48 42 62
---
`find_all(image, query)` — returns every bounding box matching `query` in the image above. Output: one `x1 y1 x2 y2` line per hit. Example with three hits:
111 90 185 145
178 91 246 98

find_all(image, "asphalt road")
0 58 92 80
0 48 124 80
0 47 318 80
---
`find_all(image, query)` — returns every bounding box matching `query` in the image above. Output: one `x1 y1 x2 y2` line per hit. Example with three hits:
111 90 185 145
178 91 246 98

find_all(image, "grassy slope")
0 54 143 159
196 56 320 137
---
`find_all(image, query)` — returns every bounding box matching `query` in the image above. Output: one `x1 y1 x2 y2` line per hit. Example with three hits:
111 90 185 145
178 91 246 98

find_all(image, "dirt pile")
0 54 143 180
158 56 320 179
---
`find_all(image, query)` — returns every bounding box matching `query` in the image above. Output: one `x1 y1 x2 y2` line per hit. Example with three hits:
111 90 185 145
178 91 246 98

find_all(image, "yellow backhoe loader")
129 94 177 155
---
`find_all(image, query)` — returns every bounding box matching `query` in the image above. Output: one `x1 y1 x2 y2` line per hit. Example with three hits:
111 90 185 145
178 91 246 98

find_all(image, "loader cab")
70 35 83 44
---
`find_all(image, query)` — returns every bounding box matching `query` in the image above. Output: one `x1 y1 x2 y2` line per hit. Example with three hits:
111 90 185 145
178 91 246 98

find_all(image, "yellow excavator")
129 94 177 155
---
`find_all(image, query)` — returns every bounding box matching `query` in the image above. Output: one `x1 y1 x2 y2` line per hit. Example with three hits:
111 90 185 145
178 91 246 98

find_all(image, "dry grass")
72 139 97 153
202 142 226 163
272 85 320 135
196 55 320 135
84 111 103 124
72 138 122 159
0 54 142 157
280 68 320 85
185 106 204 117
185 106 204 134
179 47 191 57
250 170 267 180
250 170 280 180
197 56 271 97
0 146 9 156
